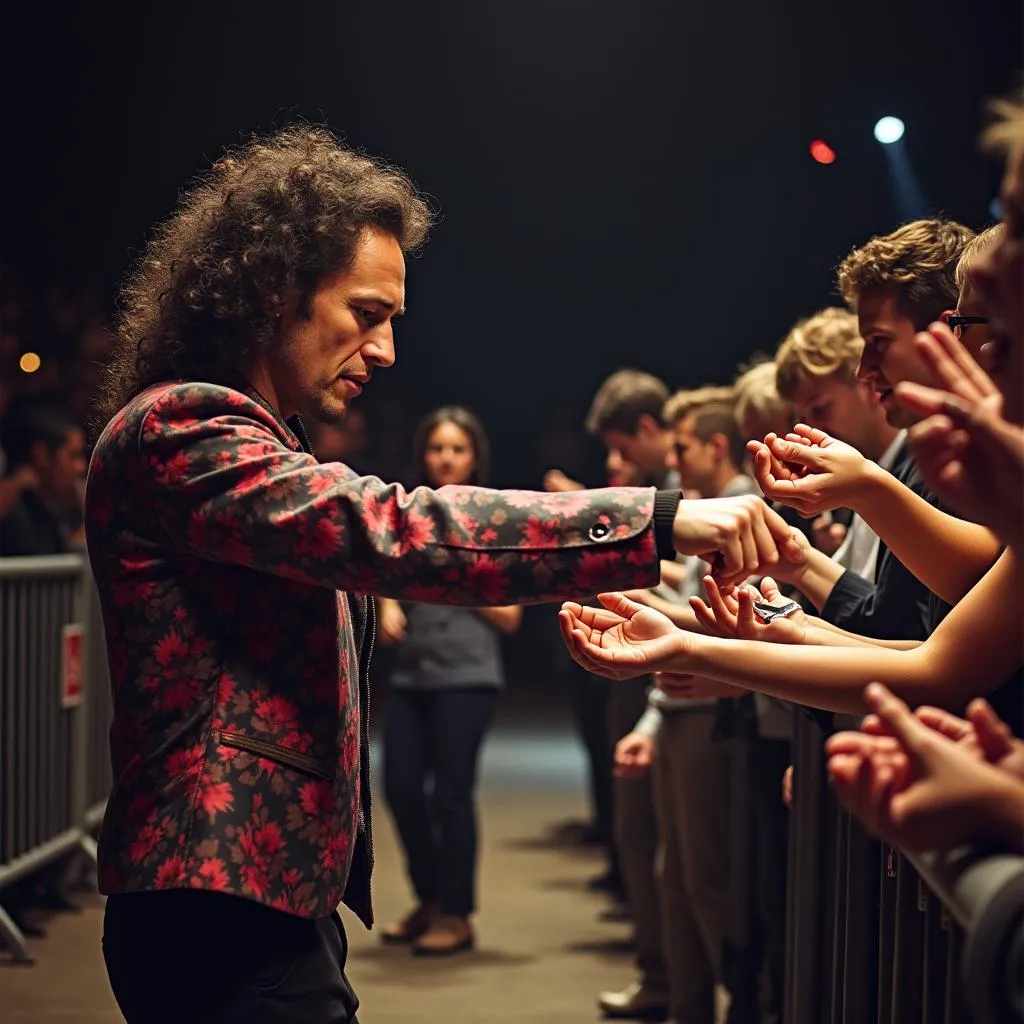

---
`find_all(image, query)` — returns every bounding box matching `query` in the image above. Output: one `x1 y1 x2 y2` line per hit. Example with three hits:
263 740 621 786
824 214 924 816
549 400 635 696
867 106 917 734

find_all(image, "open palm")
558 594 687 679
690 576 808 644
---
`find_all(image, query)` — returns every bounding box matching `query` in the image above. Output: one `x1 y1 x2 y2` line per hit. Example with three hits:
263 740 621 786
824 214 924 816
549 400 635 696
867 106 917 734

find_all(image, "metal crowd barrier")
784 708 1024 1024
0 553 111 964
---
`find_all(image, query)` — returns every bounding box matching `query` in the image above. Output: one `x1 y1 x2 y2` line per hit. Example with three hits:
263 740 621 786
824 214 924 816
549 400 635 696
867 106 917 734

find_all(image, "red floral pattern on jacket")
86 380 660 923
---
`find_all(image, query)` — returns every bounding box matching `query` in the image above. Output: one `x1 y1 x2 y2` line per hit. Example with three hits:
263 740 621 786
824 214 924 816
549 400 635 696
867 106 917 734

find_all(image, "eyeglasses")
945 313 988 338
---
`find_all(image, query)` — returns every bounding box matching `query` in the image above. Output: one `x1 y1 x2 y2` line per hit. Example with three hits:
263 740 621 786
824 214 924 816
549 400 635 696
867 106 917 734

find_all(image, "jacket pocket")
217 730 335 782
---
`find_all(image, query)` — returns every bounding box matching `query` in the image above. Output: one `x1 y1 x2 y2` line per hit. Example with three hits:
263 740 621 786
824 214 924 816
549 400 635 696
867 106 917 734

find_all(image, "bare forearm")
475 606 523 634
782 547 845 611
683 635 932 713
854 463 1002 604
680 551 1022 713
806 617 922 651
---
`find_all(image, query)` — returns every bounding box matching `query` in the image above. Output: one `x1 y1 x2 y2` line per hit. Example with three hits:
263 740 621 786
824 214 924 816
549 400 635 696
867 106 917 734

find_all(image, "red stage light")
810 139 836 165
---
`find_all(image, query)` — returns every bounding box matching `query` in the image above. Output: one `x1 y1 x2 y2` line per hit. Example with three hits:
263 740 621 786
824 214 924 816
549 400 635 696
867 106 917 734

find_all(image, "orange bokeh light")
810 139 836 165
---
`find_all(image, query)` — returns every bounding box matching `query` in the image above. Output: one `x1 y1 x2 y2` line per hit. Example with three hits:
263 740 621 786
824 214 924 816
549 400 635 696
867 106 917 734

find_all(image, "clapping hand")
856 695 1024 782
825 683 1024 852
895 323 1024 550
749 426 870 517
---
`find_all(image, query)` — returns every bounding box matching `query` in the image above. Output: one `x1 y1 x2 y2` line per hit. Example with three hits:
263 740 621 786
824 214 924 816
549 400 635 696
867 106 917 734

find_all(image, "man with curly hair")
87 127 802 1023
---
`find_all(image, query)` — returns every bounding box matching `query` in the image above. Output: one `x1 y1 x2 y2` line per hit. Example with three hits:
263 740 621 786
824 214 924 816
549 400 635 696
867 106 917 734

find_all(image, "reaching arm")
776 545 845 611
851 460 1002 604
805 616 922 651
682 550 1023 713
757 426 1001 605
566 552 1022 715
124 383 663 604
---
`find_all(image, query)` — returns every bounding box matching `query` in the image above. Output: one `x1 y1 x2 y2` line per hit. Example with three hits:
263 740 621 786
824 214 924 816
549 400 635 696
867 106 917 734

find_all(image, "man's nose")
364 324 395 368
856 350 876 383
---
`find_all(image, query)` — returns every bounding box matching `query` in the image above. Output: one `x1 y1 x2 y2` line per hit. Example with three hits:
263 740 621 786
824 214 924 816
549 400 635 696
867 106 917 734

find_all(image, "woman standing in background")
377 406 521 956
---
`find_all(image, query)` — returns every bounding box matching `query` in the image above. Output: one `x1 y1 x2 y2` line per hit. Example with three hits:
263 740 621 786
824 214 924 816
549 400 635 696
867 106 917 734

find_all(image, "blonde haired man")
732 360 792 445
775 307 902 566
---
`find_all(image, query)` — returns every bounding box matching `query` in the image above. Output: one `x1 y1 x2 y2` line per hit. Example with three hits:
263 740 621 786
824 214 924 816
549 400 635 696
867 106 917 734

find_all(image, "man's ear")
635 413 660 438
709 433 729 461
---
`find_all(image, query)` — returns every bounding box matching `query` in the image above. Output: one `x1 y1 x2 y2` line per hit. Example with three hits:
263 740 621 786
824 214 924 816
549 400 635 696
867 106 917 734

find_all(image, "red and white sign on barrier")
61 623 85 709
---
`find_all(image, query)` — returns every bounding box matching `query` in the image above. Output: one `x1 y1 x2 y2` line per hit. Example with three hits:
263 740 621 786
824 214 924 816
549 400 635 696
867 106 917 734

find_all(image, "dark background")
2 0 1021 486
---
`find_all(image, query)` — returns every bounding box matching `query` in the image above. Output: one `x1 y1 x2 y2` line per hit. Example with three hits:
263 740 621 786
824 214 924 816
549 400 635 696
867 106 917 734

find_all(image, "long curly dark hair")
90 126 433 436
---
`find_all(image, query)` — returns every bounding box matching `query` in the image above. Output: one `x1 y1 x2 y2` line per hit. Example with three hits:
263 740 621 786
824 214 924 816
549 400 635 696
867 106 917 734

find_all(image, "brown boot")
412 914 474 956
380 903 437 944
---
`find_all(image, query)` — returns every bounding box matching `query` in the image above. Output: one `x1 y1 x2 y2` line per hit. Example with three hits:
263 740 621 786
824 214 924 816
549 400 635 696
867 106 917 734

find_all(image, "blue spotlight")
874 117 905 145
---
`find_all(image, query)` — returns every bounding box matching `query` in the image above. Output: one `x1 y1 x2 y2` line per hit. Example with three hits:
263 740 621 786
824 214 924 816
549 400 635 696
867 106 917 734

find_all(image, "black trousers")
383 686 498 916
103 890 359 1023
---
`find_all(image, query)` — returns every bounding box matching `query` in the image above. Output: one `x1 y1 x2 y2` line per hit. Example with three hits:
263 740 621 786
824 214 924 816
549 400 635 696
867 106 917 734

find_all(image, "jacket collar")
225 374 314 456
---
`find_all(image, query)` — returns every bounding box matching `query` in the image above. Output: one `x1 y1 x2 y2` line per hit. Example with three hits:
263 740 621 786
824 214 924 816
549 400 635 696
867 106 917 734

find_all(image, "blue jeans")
383 687 498 916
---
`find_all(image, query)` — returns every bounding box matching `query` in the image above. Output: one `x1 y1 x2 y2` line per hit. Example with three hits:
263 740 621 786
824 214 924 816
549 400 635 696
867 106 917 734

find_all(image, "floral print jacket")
85 381 662 924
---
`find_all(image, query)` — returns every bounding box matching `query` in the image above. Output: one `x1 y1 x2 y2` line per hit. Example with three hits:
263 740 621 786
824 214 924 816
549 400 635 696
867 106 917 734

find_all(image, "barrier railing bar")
0 555 84 580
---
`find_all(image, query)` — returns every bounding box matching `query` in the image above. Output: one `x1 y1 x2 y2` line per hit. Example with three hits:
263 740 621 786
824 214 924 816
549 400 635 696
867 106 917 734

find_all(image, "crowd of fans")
1 91 1022 1024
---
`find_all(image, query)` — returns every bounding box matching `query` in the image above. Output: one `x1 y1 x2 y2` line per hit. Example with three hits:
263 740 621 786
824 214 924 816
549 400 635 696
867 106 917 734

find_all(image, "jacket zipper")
218 730 335 781
359 600 376 868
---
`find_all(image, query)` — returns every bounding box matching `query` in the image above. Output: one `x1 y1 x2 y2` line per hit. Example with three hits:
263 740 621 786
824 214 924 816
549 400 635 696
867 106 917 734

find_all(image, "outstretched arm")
753 426 1001 605
122 383 805 605
561 549 1023 715
688 549 1021 712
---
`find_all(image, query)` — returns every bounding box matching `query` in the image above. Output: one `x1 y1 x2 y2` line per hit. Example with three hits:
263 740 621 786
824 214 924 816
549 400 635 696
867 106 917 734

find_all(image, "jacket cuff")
653 489 682 562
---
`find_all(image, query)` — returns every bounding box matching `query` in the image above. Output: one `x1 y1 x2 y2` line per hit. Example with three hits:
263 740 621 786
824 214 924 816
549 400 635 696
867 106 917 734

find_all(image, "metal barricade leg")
785 713 829 1024
876 845 898 1023
0 902 34 964
828 800 847 1024
890 855 926 1022
842 820 880 1024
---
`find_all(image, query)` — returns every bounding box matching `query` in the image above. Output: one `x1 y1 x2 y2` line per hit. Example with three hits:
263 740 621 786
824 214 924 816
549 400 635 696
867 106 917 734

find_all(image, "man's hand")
782 765 794 808
543 469 585 493
896 322 1024 551
750 427 871 517
689 576 808 645
671 494 806 585
654 671 745 699
614 731 656 779
558 594 689 680
825 683 1024 852
377 600 407 646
